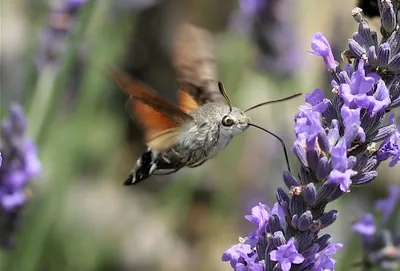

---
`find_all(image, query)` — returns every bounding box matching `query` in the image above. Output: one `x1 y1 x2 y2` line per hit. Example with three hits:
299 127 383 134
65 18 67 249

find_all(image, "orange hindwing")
111 70 199 151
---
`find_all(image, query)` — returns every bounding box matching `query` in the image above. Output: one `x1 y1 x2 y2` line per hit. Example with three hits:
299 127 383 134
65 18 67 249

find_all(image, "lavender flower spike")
0 104 41 248
223 3 400 270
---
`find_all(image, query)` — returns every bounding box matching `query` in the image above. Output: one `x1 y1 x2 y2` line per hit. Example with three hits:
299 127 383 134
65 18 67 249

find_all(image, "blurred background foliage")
0 0 399 270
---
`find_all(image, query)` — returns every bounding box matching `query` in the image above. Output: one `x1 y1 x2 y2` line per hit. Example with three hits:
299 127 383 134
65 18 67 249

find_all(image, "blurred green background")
1 0 399 270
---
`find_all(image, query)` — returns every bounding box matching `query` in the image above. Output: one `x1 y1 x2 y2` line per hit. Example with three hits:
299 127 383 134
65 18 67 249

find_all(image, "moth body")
127 102 250 184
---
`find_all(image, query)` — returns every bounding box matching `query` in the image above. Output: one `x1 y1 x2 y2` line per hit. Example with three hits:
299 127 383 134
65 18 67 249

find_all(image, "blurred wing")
111 70 194 151
178 90 199 114
172 23 224 105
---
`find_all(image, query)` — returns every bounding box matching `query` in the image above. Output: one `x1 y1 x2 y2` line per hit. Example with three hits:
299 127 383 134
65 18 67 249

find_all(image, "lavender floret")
0 105 41 248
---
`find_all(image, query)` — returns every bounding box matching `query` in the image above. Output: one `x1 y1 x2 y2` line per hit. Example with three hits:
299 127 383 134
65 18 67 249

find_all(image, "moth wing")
111 70 193 151
178 90 199 114
172 23 224 105
147 128 182 151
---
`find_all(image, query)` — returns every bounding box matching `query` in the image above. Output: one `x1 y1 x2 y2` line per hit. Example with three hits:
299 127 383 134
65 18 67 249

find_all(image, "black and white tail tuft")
124 149 157 185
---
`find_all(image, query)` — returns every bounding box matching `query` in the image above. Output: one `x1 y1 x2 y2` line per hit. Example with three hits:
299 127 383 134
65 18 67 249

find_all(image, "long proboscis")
248 123 291 173
244 93 302 113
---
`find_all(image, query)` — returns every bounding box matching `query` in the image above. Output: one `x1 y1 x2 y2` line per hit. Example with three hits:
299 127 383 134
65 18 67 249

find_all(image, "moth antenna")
248 123 291 173
218 81 232 113
244 93 302 113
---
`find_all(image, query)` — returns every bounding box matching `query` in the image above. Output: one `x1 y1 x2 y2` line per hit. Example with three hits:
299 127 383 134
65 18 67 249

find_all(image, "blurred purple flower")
232 0 301 77
353 185 400 269
0 104 41 248
352 214 376 237
270 237 304 271
375 184 400 222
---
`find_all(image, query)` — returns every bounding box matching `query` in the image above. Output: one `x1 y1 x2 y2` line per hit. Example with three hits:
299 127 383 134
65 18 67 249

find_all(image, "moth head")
220 107 250 135
217 82 250 135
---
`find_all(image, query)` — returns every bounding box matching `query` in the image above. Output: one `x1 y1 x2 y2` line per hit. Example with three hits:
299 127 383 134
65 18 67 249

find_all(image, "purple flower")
270 237 304 271
340 105 366 142
338 60 375 108
338 60 390 116
309 32 338 70
222 243 253 269
326 139 357 192
222 242 264 271
294 111 325 149
375 184 400 222
352 214 376 237
233 0 301 77
368 80 391 116
245 202 284 237
377 115 400 167
311 243 343 271
298 88 329 115
330 139 348 172
326 169 355 192
0 104 41 247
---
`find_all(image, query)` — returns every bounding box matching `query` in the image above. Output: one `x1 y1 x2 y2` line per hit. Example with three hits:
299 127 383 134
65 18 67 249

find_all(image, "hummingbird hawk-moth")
111 24 301 185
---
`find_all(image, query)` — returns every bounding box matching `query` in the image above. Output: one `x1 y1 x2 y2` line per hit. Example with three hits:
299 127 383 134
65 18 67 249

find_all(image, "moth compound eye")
222 115 234 127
